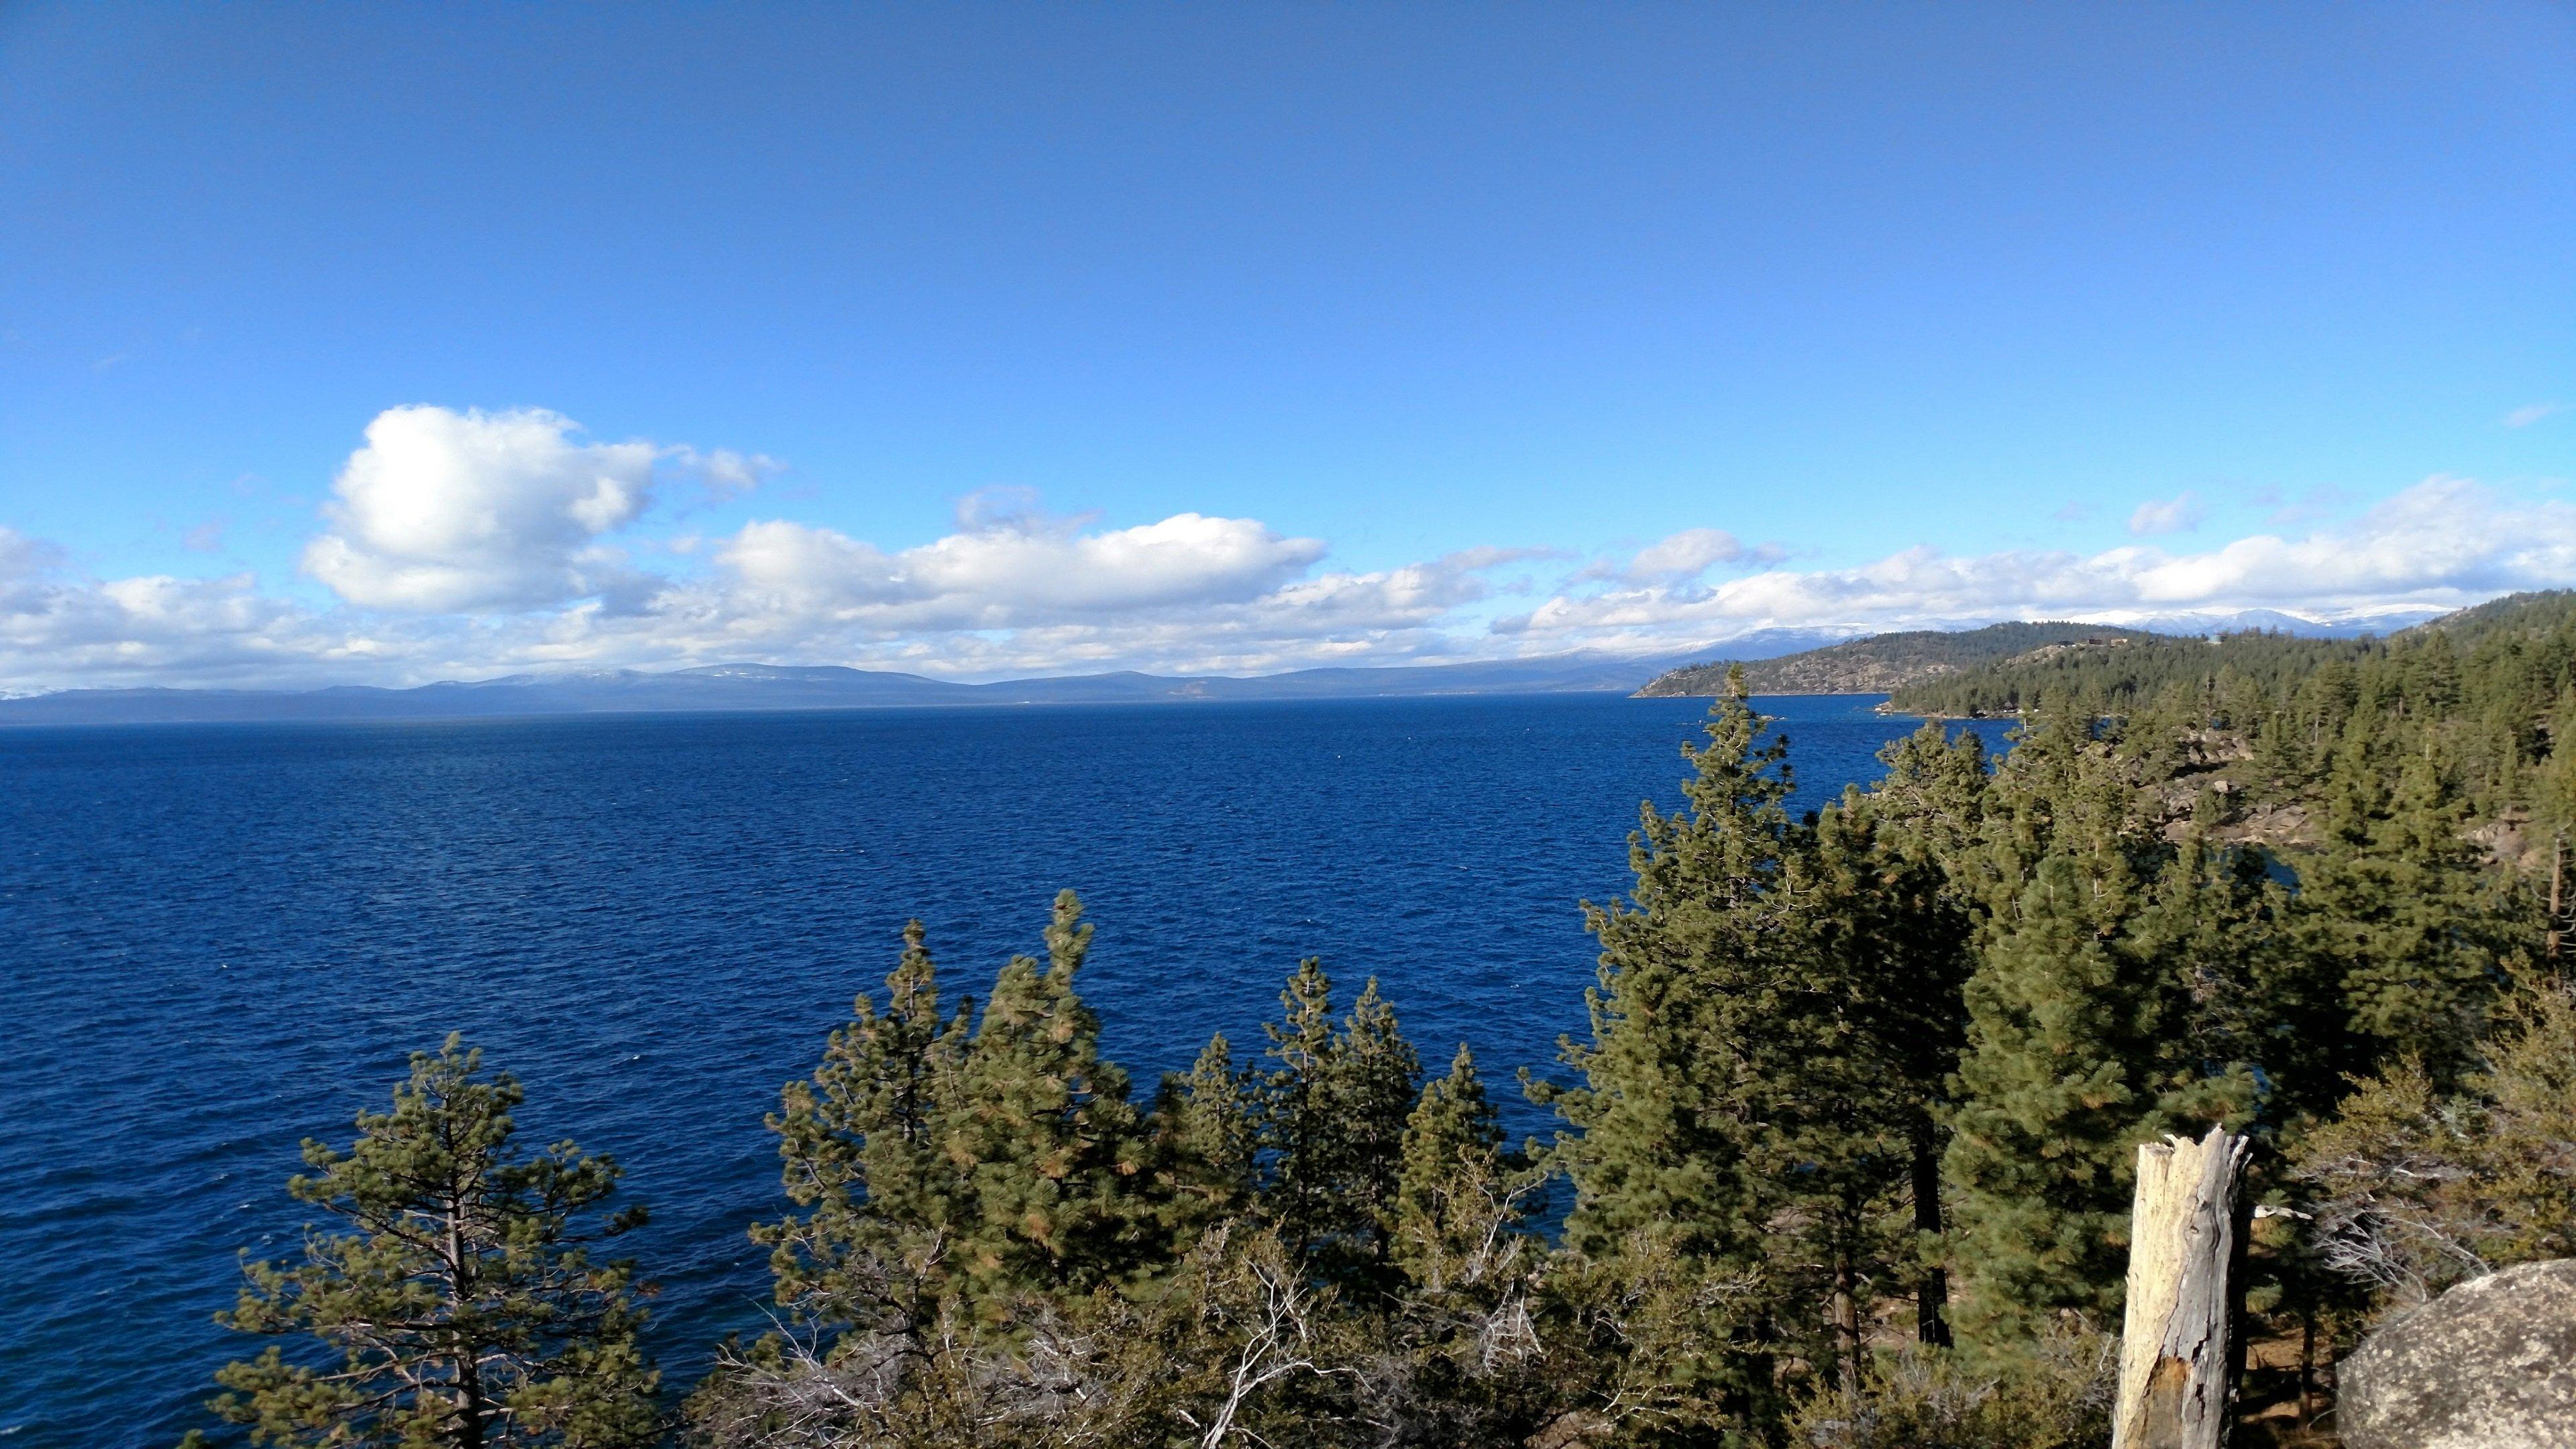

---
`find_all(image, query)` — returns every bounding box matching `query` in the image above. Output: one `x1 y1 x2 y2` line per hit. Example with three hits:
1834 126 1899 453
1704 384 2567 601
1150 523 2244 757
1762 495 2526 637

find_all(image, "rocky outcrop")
2339 1259 2576 1448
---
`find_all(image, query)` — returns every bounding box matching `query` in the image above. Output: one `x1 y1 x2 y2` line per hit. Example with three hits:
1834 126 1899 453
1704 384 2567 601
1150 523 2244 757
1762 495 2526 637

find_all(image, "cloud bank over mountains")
4 405 2571 692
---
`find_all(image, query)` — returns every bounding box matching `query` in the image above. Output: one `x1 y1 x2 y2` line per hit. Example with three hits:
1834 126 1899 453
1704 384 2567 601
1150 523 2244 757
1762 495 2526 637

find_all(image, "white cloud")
15 418 2576 696
0 527 355 690
716 509 1327 627
1574 528 1780 586
1501 476 2576 649
2127 490 2207 536
1622 528 1746 582
434 534 1509 685
2506 402 2561 429
2 464 1487 689
667 446 780 501
302 406 661 612
0 527 67 602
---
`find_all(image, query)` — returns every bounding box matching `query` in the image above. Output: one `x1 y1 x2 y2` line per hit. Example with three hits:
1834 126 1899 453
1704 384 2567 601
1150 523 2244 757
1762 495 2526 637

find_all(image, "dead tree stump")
2112 1124 2252 1449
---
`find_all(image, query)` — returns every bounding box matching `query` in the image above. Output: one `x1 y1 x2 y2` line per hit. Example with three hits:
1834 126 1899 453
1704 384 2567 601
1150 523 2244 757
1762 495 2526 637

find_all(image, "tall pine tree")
1255 959 1421 1282
1540 667 1849 1430
1945 851 2187 1346
945 890 1150 1298
1798 726 1986 1360
1340 977 1424 1269
1260 957 1348 1265
2296 724 2509 1084
1144 1032 1258 1250
1542 667 1802 1270
193 1037 657 1449
1823 719 1990 1348
755 918 972 1338
1393 1042 1513 1277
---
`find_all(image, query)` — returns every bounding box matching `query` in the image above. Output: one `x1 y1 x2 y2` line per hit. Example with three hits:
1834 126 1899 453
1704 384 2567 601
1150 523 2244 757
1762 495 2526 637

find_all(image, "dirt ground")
2234 1332 2341 1448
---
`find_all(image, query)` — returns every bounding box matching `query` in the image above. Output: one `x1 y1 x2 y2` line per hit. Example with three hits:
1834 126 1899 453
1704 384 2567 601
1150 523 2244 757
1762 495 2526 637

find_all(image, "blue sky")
3 3 2572 688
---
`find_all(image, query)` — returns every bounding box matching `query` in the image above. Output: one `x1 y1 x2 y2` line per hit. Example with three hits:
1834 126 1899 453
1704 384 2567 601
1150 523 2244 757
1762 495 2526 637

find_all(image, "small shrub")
1785 1329 2114 1449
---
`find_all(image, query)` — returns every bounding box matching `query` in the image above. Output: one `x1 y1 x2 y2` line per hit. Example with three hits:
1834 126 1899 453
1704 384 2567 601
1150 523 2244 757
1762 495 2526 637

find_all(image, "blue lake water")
0 692 2010 1442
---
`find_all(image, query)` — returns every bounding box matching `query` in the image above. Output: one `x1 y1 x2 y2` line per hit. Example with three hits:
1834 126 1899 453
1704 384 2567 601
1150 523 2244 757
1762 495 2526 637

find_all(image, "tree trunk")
2112 1125 2251 1449
2297 1306 2316 1428
1909 1114 1951 1346
2548 833 2564 961
1830 1234 1862 1389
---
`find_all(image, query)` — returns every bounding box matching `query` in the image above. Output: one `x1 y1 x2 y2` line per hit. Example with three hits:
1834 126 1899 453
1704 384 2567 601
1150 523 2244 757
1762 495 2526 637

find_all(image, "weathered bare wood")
2112 1124 2253 1449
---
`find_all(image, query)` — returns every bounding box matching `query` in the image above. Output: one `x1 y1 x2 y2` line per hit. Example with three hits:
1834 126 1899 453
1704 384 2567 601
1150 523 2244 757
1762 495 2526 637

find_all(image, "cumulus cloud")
0 526 356 690
2127 491 2207 536
302 406 662 612
424 531 1509 686
716 510 1327 627
1 402 1508 688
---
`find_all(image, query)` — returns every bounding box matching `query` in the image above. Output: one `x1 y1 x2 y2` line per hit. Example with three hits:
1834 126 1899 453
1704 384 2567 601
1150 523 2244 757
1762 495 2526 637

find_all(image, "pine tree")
193 1036 657 1449
945 890 1149 1298
701 904 1184 1448
1741 829 1909 1387
1537 668 1833 1433
753 918 972 1338
1146 1032 1258 1248
1972 698 2141 912
2124 826 2276 1130
2296 722 2509 1084
2532 688 2576 841
2358 752 2509 1065
1866 718 1991 870
1797 756 1982 1360
2293 975 2576 1301
1541 667 1801 1267
1823 720 1990 1348
1259 957 1346 1264
1254 959 1421 1281
1393 1042 1511 1273
1945 855 2172 1345
1338 977 1424 1269
1379 1044 1562 1442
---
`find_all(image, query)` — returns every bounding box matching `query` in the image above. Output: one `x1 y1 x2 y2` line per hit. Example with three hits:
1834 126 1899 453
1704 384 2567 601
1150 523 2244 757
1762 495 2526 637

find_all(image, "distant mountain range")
0 607 2469 725
2085 607 2447 638
0 639 1847 726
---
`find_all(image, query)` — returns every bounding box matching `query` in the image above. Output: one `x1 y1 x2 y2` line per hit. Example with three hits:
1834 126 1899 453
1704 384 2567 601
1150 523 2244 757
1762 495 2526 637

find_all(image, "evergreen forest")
1638 621 2168 698
184 592 2576 1449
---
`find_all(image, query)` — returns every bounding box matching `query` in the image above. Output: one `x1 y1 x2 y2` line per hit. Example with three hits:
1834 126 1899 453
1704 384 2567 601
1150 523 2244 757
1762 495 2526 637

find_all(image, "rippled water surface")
0 693 2010 1442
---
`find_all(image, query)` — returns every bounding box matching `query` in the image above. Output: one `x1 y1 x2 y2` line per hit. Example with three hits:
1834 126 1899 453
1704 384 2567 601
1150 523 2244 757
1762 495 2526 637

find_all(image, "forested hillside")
1638 621 2170 697
184 608 2576 1448
1892 589 2576 722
